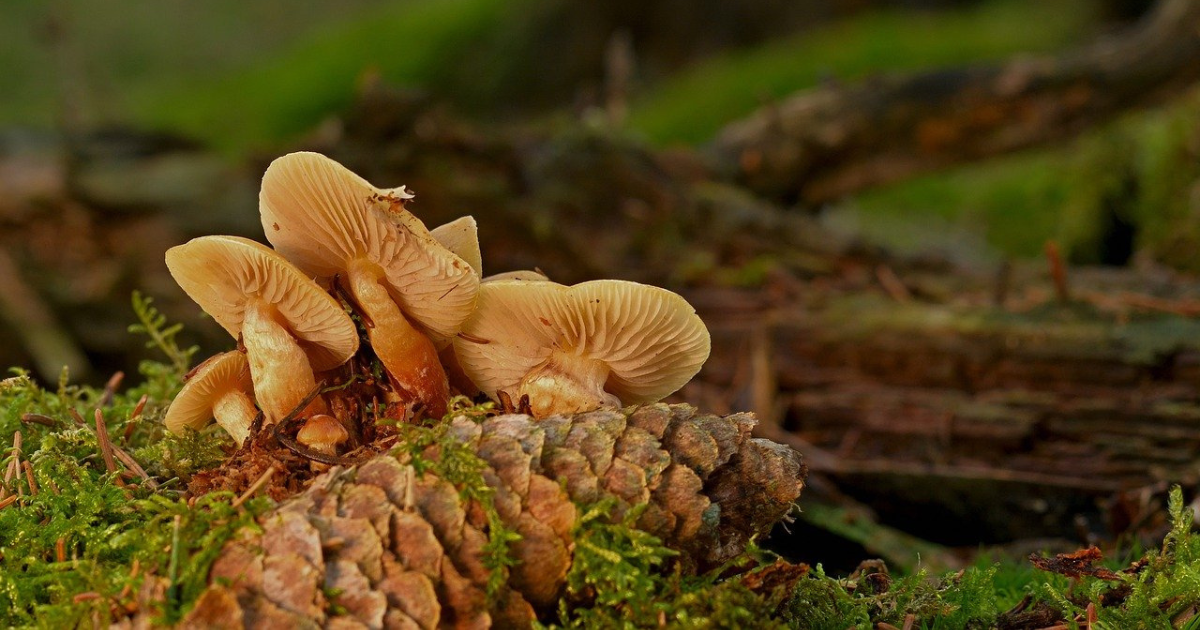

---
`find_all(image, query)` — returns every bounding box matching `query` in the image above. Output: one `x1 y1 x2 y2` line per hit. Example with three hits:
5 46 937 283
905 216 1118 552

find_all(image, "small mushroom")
166 235 359 425
164 351 256 445
453 279 711 418
296 414 349 457
259 152 478 418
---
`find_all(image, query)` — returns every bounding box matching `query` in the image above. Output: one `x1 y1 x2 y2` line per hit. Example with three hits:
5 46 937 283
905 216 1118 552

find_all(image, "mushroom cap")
483 270 549 283
164 350 253 433
430 215 482 276
165 235 359 371
454 279 711 404
297 414 349 450
259 151 478 341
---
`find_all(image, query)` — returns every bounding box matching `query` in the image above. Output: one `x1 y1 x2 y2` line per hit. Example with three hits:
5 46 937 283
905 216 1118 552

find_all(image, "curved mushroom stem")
212 389 257 446
242 298 327 424
348 260 450 418
515 351 620 418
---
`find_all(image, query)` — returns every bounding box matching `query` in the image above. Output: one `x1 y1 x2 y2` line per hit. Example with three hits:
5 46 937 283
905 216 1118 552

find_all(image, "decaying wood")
694 263 1200 543
175 405 805 628
711 0 1200 205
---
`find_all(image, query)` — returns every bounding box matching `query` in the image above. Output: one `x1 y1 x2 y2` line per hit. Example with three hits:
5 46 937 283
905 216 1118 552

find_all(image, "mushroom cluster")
164 151 711 454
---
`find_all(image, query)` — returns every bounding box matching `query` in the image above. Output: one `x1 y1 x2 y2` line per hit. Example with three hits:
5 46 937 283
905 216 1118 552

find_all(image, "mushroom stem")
242 298 327 424
516 351 620 418
348 260 450 417
211 390 256 445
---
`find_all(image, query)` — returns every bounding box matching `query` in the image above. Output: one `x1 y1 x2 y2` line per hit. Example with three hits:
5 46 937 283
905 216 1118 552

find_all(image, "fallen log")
710 0 1200 205
691 264 1200 544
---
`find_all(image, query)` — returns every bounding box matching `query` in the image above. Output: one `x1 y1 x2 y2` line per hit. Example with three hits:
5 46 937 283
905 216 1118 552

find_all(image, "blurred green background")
4 0 1190 267
3 0 1198 382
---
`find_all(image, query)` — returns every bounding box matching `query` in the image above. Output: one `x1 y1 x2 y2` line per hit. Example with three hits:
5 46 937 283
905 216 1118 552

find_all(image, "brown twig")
72 592 101 604
56 537 66 562
233 466 277 509
0 495 17 510
876 265 912 303
132 394 148 420
1086 290 1200 318
110 447 156 489
94 409 119 476
3 431 22 498
278 382 325 428
275 414 366 467
22 461 38 496
72 407 155 487
1045 240 1070 303
20 413 58 427
99 371 124 407
66 408 86 426
122 393 149 445
117 559 140 601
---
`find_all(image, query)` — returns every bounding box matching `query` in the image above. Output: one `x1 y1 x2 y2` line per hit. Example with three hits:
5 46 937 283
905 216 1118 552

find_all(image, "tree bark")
710 0 1200 206
688 265 1200 543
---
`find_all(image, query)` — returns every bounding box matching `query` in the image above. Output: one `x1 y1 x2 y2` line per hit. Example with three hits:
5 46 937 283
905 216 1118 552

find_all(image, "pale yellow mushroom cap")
165 235 359 371
164 350 253 434
258 151 478 343
453 279 711 405
431 215 482 276
482 270 549 283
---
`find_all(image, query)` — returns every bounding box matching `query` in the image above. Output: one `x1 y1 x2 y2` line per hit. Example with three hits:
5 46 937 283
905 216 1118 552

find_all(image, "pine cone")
180 404 806 629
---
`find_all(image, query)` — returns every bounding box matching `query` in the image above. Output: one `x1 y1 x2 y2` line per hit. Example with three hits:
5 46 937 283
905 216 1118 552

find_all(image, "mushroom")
259 152 478 418
163 350 256 445
165 235 359 425
296 414 349 457
453 279 711 418
430 215 482 276
482 270 549 283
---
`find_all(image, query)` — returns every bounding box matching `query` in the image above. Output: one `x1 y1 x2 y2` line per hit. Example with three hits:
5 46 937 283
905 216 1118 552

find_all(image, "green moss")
390 397 521 602
848 148 1070 260
846 89 1200 265
628 0 1098 146
1032 486 1200 627
547 500 787 629
0 294 258 627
